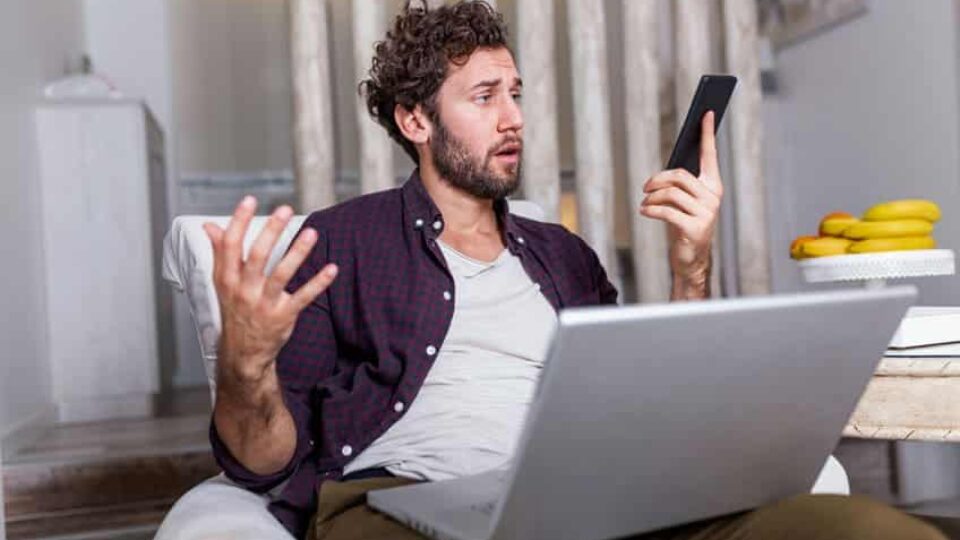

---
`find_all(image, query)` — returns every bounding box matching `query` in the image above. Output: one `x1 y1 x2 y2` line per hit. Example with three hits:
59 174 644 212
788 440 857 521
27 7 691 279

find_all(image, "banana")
842 219 934 239
800 237 853 258
863 199 941 223
790 235 818 259
819 212 859 237
848 236 936 254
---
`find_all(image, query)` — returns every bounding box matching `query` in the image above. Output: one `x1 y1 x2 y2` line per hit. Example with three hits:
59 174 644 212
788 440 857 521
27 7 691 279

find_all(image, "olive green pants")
308 477 947 540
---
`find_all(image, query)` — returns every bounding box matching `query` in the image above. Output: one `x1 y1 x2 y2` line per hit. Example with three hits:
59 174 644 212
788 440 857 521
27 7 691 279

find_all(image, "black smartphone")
665 74 737 176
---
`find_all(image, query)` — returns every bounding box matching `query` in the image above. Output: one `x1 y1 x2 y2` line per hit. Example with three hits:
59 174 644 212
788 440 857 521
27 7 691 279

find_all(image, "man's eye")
512 93 523 102
475 95 492 104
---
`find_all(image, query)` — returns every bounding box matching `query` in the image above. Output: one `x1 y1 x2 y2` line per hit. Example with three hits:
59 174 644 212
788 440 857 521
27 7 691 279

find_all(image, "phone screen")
665 75 737 176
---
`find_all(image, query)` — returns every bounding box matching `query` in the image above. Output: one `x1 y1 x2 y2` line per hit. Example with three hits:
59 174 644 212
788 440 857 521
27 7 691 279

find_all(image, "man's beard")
430 118 522 200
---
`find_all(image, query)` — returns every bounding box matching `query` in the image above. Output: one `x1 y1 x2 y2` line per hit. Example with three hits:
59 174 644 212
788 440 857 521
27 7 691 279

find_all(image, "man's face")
428 46 524 200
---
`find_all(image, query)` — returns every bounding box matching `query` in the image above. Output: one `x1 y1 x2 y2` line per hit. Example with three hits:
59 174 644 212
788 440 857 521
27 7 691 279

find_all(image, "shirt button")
426 345 437 356
309 439 315 446
443 290 452 301
341 444 353 457
414 218 424 228
517 236 525 245
433 220 443 231
394 401 405 413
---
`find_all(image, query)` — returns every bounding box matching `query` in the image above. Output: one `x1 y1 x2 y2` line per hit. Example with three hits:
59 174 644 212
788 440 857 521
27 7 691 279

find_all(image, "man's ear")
395 104 432 147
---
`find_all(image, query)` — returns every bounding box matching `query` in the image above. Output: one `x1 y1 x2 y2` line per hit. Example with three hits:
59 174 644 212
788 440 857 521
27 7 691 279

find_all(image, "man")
203 2 945 539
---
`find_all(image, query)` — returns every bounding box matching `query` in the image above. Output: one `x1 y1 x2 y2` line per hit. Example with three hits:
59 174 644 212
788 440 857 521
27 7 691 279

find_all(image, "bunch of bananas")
791 199 940 259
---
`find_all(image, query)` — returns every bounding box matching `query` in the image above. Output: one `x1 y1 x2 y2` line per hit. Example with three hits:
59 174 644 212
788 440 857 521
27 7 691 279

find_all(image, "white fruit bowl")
799 249 955 284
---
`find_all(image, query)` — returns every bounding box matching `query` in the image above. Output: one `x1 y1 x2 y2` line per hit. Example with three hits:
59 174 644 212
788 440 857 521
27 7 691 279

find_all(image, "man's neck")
419 159 499 237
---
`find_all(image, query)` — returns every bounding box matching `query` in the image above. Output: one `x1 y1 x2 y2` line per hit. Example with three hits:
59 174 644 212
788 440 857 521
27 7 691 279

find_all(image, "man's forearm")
670 268 711 301
213 360 298 476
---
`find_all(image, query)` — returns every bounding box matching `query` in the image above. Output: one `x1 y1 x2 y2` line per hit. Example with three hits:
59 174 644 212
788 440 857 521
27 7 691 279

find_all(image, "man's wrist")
670 264 711 301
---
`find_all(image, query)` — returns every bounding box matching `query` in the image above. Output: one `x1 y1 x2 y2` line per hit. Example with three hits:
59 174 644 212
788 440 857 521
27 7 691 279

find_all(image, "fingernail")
277 205 293 219
241 195 255 208
326 265 338 277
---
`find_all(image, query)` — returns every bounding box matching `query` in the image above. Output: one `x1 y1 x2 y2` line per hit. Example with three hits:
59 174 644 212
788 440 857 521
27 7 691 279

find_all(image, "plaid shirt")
211 170 618 538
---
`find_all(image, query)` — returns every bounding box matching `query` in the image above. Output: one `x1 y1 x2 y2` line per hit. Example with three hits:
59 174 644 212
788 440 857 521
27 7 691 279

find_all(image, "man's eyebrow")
470 79 502 91
469 77 523 91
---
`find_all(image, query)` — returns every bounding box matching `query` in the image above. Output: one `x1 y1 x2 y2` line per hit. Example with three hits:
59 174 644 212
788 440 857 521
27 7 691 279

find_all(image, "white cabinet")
34 99 167 422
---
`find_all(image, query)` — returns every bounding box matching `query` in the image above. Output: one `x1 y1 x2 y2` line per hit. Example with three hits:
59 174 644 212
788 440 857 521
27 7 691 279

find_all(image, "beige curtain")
290 0 336 211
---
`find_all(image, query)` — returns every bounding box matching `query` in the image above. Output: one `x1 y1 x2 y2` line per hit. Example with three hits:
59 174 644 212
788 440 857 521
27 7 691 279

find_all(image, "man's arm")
204 197 338 477
213 356 296 475
670 258 711 301
639 111 723 302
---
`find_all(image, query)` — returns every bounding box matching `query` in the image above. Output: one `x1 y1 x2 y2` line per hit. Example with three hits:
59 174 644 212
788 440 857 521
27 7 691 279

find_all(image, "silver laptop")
369 286 916 540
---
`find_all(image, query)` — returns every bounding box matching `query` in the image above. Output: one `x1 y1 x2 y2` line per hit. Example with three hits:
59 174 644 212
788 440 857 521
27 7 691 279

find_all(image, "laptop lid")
491 286 916 540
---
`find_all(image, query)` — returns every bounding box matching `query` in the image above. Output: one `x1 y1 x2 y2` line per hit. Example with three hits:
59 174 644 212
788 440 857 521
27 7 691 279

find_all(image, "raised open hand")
204 196 338 384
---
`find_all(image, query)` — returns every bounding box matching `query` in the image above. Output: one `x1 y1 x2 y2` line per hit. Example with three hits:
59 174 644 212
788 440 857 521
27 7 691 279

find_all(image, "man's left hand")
638 111 723 299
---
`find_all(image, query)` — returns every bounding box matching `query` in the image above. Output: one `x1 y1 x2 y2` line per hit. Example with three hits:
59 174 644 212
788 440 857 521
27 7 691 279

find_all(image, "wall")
764 0 960 305
0 1 85 435
82 0 186 391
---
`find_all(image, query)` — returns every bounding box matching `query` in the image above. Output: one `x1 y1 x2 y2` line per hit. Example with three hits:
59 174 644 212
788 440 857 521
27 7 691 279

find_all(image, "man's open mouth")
494 142 522 159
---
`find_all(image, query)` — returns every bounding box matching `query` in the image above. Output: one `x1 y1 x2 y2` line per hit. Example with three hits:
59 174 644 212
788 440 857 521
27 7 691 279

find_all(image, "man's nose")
499 97 523 133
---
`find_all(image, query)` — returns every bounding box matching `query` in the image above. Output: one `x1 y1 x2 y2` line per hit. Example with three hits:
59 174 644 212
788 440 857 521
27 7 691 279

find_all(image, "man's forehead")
445 47 521 90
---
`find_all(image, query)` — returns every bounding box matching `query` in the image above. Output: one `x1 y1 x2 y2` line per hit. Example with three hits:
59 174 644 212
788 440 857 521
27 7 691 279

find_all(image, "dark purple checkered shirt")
211 170 618 538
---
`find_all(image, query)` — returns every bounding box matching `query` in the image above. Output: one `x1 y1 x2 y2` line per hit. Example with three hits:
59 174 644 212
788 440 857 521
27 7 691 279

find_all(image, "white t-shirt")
344 239 558 480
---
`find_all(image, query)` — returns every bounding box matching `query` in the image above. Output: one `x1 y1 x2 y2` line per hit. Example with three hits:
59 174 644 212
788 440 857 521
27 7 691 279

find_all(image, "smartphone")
665 74 737 176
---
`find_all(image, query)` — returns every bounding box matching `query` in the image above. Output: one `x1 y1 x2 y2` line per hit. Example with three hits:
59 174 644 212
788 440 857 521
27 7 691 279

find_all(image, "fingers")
263 227 319 300
644 168 719 211
288 263 339 312
642 186 708 218
639 204 700 240
698 111 722 193
220 196 258 288
242 205 294 284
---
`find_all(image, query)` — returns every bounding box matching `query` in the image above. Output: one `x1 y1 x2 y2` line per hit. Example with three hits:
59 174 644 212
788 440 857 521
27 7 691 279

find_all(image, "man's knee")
743 494 947 539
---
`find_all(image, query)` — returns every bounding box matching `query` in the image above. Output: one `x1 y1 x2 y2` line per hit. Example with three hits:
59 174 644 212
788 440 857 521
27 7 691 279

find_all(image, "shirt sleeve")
210 217 338 492
574 235 619 306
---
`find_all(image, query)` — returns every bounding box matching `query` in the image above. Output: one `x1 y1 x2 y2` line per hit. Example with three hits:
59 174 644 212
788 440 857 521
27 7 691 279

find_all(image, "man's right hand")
205 196 337 475
204 195 338 387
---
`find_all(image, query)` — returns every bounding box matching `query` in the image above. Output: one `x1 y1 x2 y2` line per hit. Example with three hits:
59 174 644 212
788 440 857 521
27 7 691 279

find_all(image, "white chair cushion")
162 215 306 403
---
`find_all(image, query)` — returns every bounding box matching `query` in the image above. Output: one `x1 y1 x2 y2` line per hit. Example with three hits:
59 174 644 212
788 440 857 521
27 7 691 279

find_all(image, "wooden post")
674 0 723 297
517 0 561 222
624 0 671 303
290 0 337 211
353 0 395 194
566 0 619 279
723 0 771 295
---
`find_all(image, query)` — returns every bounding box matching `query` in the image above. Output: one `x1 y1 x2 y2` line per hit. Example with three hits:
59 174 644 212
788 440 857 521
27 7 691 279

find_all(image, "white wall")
764 0 960 305
0 1 85 435
82 0 190 390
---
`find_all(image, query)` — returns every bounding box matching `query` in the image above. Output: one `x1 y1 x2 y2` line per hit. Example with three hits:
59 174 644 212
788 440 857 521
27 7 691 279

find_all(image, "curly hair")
359 1 511 164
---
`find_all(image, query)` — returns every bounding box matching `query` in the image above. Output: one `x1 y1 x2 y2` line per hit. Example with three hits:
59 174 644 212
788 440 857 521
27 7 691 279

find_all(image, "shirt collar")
402 169 525 254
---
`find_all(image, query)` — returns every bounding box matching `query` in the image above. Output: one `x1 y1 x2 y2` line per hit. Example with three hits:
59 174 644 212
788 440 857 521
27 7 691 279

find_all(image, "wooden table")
845 357 960 441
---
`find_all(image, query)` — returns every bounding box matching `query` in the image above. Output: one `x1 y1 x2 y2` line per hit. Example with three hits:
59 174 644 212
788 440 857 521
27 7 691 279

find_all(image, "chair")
155 201 848 540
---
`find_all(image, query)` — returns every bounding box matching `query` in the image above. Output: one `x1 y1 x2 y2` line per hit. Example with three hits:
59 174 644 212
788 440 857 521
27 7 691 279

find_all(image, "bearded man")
202 2 946 539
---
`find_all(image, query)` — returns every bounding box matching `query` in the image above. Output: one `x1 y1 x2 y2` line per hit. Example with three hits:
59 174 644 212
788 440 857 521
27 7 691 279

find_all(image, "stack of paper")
887 306 960 357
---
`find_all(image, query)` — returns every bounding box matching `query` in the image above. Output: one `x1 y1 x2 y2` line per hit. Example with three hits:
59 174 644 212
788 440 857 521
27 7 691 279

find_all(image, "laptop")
369 286 917 540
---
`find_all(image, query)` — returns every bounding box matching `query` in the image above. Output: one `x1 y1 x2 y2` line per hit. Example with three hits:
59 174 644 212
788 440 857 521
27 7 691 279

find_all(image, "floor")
2 388 217 540
3 392 960 538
